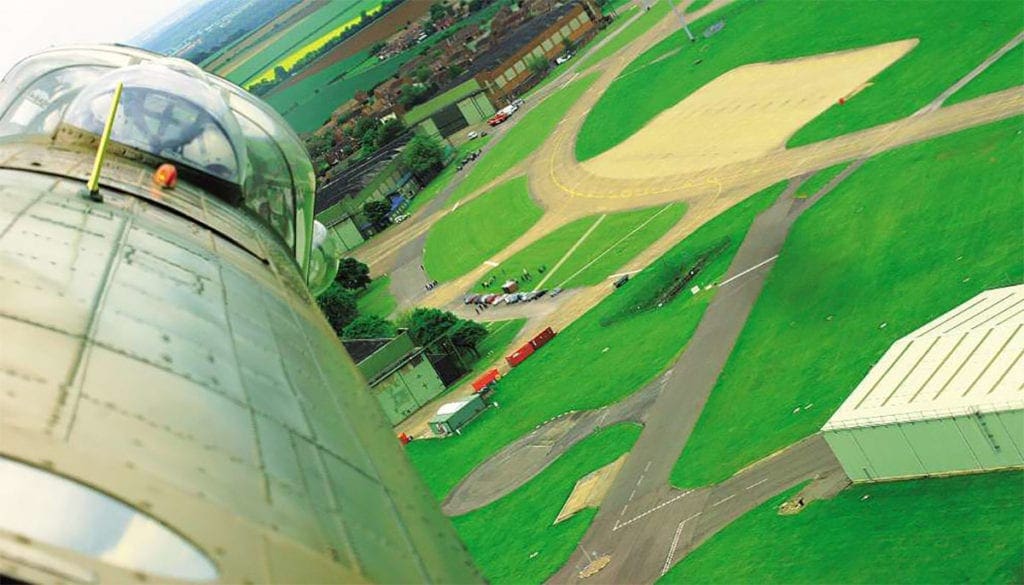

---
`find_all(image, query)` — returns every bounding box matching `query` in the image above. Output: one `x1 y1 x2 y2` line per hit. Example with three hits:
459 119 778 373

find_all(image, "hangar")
823 285 1024 482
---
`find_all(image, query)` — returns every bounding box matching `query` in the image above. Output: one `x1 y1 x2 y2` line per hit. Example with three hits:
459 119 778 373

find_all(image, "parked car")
464 294 480 304
535 289 548 298
550 287 563 297
613 274 630 288
488 111 510 126
556 52 574 65
467 131 480 140
511 98 525 108
392 213 410 223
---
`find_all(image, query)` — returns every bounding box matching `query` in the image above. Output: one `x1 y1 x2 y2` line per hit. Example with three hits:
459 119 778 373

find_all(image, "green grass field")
660 471 1024 584
454 424 641 584
356 275 396 318
407 137 494 216
946 43 1024 106
423 177 544 283
471 203 685 293
672 117 1024 489
447 73 599 203
577 0 1024 160
552 203 686 288
794 162 849 199
686 0 713 13
407 182 785 500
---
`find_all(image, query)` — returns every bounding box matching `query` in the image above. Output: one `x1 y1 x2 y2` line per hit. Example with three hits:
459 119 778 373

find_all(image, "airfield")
342 0 1023 582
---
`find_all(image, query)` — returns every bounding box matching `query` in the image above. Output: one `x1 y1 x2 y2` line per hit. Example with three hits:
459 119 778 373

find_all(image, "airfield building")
822 285 1024 482
344 333 463 425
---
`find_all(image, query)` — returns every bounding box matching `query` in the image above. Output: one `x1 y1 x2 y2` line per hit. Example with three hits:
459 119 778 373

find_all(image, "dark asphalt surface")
544 181 850 583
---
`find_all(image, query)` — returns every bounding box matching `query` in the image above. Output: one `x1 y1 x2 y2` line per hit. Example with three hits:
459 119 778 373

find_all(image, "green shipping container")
428 394 486 436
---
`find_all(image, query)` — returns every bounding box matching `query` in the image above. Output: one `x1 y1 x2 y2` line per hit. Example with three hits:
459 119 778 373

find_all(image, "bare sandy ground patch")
554 455 627 524
582 39 918 179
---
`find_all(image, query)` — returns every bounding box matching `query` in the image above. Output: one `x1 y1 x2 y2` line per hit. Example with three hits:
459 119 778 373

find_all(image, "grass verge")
423 177 543 283
577 0 1023 160
454 424 642 584
407 182 785 500
447 73 599 203
672 117 1024 489
575 0 670 72
408 136 494 216
946 42 1024 106
660 470 1024 584
356 275 396 318
471 203 685 293
794 162 849 199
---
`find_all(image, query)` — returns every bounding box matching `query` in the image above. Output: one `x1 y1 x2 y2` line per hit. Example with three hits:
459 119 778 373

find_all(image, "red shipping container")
505 342 536 367
472 368 501 392
530 326 557 350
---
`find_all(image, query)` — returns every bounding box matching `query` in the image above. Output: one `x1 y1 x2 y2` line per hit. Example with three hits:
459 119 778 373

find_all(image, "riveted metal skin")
0 121 480 585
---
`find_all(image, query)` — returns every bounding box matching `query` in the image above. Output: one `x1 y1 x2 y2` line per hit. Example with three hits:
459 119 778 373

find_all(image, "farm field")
672 117 1024 489
247 0 382 86
407 137 494 216
946 42 1024 106
224 1 373 85
470 203 686 293
407 182 786 500
660 471 1024 584
577 0 1024 160
263 0 505 132
454 424 642 584
423 177 544 283
356 275 397 318
447 73 599 203
265 50 400 132
201 0 325 73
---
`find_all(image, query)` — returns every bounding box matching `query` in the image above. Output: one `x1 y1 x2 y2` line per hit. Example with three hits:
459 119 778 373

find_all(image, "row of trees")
317 257 488 357
248 0 405 96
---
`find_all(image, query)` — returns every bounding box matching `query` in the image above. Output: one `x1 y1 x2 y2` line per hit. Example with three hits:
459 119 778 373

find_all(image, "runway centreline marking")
613 490 693 531
745 478 768 490
644 461 652 473
712 494 735 507
661 513 701 576
718 255 778 287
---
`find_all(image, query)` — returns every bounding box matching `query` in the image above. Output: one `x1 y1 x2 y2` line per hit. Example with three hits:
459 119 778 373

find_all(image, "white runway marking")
613 491 693 531
718 255 778 287
607 269 643 279
534 214 606 290
661 513 701 575
644 461 653 473
745 478 768 490
629 489 637 501
712 494 735 507
556 203 678 288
